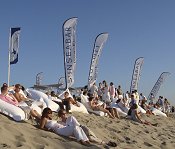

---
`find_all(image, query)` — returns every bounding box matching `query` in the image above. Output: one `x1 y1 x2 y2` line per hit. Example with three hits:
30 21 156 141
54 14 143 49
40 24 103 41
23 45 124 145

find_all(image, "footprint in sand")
33 144 45 149
144 142 153 147
15 135 26 142
161 141 166 145
144 130 149 134
124 136 131 141
15 142 23 147
0 143 10 148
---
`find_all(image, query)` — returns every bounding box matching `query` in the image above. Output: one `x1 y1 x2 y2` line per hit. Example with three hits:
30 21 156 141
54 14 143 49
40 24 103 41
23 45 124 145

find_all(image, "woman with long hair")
39 108 90 146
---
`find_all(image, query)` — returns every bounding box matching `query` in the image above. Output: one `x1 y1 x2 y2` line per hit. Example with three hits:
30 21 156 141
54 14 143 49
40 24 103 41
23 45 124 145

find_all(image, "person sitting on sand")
128 104 157 126
129 94 137 107
140 100 153 115
0 85 41 120
39 108 91 146
62 91 80 113
48 91 67 111
0 85 18 106
88 96 117 119
13 84 44 109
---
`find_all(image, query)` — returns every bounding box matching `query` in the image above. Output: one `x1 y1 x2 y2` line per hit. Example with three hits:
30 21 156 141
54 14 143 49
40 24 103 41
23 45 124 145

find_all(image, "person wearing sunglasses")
40 108 90 146
0 84 41 120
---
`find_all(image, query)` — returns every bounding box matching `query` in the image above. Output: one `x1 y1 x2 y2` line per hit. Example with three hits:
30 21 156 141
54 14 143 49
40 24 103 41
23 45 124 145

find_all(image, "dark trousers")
54 100 70 112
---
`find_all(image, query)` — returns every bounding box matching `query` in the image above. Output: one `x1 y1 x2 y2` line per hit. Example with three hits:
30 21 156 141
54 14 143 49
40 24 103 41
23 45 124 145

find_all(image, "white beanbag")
26 88 59 112
137 105 146 114
152 108 167 117
0 99 25 121
80 94 105 116
110 103 127 117
117 102 129 113
70 102 88 114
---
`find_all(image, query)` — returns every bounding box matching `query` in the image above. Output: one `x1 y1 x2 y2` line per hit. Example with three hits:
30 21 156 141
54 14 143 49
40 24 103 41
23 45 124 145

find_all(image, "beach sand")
0 112 175 149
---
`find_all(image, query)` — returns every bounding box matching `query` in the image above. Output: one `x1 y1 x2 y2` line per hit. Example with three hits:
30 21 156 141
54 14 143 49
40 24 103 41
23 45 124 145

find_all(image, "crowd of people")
0 81 174 146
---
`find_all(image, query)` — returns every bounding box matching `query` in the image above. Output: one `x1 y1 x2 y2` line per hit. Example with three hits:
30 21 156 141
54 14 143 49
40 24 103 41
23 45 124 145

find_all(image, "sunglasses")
16 87 22 89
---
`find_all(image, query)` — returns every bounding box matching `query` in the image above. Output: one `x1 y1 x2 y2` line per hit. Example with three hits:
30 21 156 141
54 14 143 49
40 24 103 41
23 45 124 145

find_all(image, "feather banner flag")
130 57 144 93
9 27 21 64
147 72 170 101
88 33 109 89
63 17 77 89
8 27 21 86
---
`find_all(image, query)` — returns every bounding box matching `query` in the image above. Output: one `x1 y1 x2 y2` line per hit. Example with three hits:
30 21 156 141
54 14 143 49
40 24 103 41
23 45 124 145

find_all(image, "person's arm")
69 97 80 107
8 94 19 104
135 110 143 123
40 118 48 130
89 100 96 109
19 93 28 101
13 93 26 102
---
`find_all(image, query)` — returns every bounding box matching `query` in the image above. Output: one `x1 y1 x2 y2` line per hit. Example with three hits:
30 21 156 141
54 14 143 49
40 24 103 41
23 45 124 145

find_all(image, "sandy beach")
0 111 175 149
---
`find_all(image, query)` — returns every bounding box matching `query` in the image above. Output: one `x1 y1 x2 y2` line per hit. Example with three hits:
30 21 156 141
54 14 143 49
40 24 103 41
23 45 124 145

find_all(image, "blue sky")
0 1 174 104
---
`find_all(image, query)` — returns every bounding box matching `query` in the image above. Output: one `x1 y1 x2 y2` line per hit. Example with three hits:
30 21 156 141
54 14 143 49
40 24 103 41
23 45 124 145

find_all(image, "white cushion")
0 99 25 121
26 88 59 112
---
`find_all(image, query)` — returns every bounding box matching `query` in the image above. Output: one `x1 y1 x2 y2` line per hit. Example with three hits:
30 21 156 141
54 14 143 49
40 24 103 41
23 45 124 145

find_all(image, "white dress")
46 116 89 142
102 86 111 103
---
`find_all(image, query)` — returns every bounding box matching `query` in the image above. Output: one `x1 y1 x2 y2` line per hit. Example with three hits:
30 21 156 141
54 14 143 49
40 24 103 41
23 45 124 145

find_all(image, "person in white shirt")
89 83 98 96
109 82 115 100
40 108 90 146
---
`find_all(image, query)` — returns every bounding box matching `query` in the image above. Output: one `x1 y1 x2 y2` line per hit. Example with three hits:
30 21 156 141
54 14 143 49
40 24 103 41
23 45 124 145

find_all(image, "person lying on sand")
39 108 91 146
57 109 117 147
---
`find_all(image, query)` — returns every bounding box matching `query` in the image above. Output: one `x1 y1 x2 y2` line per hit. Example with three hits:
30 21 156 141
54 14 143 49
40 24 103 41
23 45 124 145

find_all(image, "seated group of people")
0 83 41 120
0 82 163 146
0 83 117 147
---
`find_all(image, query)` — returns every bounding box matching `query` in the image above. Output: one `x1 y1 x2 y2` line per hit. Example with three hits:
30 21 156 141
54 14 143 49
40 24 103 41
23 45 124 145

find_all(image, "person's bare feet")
79 140 92 146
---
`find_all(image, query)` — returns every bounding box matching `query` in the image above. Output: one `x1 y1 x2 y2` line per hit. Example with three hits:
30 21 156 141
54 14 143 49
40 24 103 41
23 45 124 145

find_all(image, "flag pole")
7 28 11 86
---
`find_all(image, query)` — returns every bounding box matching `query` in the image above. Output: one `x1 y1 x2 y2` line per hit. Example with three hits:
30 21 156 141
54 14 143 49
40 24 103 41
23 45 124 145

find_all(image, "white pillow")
26 88 59 112
70 102 88 114
0 99 25 121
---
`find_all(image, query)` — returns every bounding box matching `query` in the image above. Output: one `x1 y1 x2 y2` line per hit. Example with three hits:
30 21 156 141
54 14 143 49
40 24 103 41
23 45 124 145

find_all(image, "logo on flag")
10 27 21 64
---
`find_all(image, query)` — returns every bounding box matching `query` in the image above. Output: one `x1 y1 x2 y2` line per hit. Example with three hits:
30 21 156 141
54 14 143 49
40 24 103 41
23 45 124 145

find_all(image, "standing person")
149 93 155 104
124 91 131 107
102 80 111 104
164 98 171 116
139 93 147 105
89 83 98 97
156 96 164 112
97 82 103 100
109 82 115 100
134 90 140 104
40 108 90 146
114 88 119 99
117 85 123 99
